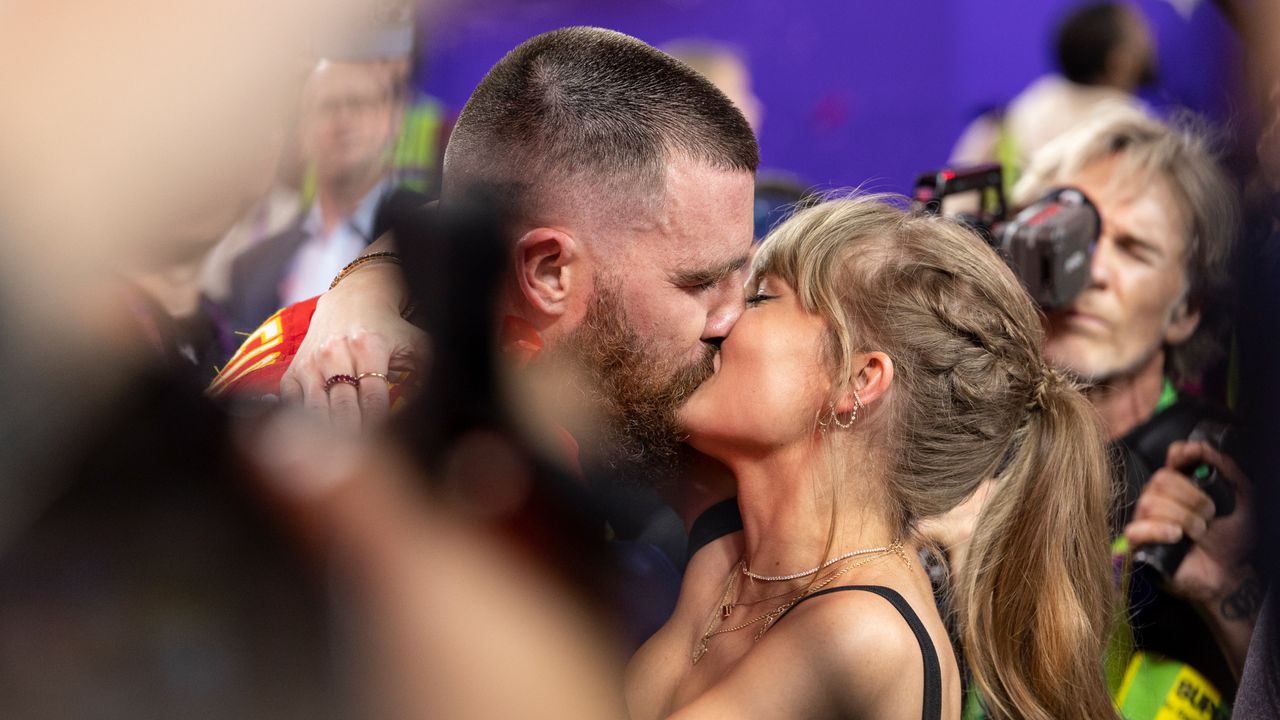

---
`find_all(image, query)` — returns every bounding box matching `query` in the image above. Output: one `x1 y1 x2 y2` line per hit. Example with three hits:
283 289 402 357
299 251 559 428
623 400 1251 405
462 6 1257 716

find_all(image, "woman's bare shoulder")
660 588 932 720
764 585 938 715
625 532 743 720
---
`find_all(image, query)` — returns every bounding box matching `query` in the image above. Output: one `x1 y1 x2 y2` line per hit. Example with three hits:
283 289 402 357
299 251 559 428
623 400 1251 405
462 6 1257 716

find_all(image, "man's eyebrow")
670 254 750 287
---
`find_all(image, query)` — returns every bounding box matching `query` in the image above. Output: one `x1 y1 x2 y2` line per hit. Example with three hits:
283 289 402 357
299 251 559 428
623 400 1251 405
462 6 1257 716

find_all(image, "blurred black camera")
913 164 1100 310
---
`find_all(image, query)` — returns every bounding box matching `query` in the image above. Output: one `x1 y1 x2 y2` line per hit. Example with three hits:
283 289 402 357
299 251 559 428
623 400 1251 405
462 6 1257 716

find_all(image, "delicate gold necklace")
718 563 852 619
691 541 908 665
743 543 899 582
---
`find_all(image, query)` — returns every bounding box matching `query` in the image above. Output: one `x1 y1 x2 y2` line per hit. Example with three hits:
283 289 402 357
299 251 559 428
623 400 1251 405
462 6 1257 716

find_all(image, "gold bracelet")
329 251 402 291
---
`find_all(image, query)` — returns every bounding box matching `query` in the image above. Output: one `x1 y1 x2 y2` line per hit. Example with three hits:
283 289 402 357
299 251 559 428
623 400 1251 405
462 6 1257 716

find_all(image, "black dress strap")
777 585 943 720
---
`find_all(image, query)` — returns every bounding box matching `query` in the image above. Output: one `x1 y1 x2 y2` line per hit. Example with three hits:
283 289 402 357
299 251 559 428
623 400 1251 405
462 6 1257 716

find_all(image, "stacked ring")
357 371 390 383
323 374 360 393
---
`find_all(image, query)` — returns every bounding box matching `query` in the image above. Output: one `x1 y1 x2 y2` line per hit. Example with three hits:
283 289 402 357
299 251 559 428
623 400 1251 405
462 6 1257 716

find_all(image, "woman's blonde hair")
752 195 1117 720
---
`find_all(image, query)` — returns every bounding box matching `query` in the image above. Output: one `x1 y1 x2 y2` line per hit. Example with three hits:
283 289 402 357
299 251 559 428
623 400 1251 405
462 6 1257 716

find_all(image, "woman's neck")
729 438 894 583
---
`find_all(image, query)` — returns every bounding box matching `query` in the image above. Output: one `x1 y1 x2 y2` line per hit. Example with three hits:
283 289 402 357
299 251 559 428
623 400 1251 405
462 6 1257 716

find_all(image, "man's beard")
549 281 716 489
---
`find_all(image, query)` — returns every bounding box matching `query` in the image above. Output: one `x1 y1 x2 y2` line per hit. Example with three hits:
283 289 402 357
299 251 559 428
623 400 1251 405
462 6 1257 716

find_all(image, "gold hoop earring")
820 390 863 432
832 390 863 429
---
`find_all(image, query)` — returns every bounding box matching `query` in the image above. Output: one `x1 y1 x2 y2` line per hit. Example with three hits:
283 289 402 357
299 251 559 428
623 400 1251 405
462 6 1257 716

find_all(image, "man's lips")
1063 309 1109 333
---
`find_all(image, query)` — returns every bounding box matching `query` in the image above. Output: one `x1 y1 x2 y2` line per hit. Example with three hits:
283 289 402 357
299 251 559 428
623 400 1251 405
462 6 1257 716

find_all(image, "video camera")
913 164 1100 310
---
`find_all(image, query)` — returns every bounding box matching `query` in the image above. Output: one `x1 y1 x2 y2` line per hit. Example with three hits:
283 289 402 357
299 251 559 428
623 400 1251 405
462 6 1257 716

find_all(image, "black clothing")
124 282 237 383
779 585 944 720
685 498 744 565
1234 590 1280 718
1116 398 1238 699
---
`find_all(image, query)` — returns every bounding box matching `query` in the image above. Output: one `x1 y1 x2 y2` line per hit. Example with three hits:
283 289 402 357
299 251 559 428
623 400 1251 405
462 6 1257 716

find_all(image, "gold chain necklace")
709 560 806 621
690 541 908 665
742 543 898 582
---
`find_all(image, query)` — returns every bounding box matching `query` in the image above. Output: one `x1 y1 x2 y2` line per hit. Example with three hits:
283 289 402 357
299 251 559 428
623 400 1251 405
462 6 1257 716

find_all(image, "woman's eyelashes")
745 292 777 307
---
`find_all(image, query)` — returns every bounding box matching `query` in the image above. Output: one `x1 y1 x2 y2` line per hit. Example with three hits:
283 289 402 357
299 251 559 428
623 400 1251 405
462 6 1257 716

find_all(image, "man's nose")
1088 234 1115 289
703 288 745 347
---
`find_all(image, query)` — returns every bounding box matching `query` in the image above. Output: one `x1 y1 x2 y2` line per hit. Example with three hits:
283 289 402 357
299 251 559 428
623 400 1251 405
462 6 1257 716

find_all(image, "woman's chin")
678 390 744 461
678 414 734 463
681 428 720 461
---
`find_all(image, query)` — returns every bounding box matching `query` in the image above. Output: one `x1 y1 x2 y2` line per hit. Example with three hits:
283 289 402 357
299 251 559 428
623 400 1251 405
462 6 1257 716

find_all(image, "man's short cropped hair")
1014 110 1240 380
442 27 759 223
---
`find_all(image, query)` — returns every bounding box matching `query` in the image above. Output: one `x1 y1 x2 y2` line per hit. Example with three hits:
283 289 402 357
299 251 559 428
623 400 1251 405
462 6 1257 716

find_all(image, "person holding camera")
927 110 1253 719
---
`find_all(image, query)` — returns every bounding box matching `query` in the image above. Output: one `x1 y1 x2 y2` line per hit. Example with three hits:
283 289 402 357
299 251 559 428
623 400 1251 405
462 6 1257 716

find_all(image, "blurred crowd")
0 0 1278 718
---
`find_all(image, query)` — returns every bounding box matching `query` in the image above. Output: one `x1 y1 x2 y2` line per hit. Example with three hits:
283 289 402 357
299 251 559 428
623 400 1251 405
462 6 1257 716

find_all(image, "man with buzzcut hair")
433 26 758 486
213 29 759 608
444 27 758 204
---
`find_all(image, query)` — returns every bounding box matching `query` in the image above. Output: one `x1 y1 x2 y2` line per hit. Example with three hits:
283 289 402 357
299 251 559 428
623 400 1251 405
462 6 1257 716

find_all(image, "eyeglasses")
312 93 391 118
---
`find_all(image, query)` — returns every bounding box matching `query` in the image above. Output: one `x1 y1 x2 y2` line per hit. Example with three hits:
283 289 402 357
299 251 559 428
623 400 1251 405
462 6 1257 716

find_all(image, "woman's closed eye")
745 292 777 307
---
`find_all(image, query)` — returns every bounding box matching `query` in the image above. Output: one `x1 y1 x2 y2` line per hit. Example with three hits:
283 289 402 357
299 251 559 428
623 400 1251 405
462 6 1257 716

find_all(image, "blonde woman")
626 195 1118 720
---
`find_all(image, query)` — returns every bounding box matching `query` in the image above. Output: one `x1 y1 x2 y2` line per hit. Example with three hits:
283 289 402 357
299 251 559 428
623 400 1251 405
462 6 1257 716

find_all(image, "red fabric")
208 298 413 409
208 297 320 399
209 306 579 474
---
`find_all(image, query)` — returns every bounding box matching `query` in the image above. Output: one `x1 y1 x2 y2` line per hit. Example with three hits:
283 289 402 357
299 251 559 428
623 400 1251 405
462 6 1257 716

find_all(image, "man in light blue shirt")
226 58 402 334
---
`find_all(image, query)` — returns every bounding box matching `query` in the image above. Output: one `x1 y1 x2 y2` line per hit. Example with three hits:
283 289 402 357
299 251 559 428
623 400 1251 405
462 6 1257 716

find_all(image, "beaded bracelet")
329 251 402 291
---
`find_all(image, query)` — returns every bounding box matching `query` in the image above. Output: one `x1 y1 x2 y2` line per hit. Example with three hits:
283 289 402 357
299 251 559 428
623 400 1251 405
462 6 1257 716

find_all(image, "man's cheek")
659 297 709 356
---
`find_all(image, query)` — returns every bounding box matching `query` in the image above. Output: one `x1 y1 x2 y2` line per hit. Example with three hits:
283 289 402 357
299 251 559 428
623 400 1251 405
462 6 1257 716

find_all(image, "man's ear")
835 351 894 414
514 227 579 319
1164 294 1201 346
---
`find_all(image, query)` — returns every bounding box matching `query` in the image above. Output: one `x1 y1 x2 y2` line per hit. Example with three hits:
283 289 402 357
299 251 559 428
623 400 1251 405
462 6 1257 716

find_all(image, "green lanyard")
1155 377 1179 414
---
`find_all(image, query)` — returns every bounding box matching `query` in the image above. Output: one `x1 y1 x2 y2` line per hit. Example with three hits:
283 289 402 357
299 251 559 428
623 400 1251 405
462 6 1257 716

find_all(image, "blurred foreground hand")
242 411 626 720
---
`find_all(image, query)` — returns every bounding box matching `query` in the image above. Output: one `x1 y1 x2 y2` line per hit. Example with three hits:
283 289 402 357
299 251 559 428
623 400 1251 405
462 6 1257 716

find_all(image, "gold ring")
357 371 390 384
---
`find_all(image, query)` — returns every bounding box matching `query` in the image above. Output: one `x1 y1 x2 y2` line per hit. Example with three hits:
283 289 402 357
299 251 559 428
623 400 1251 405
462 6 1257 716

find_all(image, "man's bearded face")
554 279 717 487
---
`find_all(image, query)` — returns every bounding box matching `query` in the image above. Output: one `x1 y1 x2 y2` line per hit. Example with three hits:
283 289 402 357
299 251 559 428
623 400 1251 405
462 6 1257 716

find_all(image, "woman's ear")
514 228 579 320
835 351 893 414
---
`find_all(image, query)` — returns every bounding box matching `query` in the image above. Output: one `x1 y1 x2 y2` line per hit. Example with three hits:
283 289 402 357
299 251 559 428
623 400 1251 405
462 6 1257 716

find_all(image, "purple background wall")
417 0 1243 194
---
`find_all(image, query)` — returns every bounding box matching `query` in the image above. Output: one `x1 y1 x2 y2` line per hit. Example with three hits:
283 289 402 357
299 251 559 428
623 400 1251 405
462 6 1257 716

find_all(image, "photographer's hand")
918 478 996 577
1124 440 1261 677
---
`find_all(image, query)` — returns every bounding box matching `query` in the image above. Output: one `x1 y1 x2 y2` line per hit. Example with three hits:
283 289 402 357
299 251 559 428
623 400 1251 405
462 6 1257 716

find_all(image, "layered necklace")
742 543 900 582
691 540 908 665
